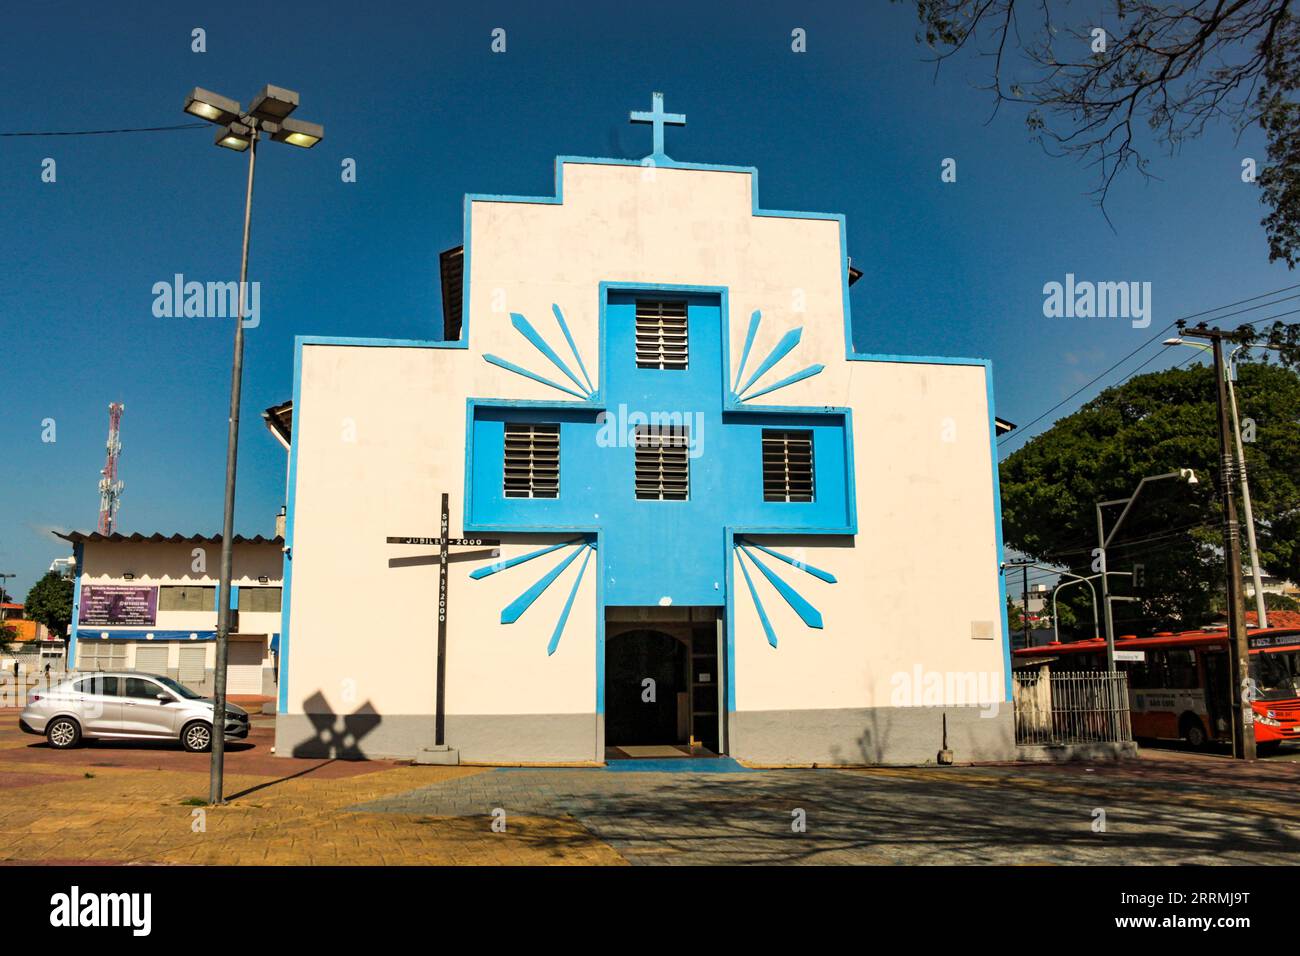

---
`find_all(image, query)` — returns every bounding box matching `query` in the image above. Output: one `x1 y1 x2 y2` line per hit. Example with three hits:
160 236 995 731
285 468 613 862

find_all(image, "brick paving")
354 753 1300 865
1 710 1297 865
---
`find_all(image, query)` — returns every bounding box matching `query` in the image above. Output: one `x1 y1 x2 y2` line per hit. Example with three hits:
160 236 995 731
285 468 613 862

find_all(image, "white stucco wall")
732 360 1006 713
285 345 598 722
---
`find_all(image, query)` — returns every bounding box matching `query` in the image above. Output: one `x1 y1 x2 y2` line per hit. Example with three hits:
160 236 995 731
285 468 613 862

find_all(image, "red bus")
1013 627 1300 753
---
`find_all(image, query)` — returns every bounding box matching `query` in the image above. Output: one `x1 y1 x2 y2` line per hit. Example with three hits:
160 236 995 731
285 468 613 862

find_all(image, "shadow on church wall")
291 691 382 759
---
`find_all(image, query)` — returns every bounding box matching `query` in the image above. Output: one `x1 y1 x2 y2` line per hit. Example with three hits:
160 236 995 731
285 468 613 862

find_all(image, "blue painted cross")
630 92 685 159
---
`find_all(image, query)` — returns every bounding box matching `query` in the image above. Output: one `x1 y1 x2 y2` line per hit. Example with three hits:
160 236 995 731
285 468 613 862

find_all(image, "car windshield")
1250 650 1300 701
152 675 205 699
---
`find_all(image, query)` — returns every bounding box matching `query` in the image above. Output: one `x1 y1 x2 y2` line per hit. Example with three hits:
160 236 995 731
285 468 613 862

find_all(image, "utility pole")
1226 348 1268 628
1021 566 1030 650
1178 321 1256 760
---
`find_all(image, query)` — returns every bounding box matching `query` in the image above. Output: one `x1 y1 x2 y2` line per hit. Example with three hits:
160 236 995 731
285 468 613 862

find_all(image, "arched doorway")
604 629 689 746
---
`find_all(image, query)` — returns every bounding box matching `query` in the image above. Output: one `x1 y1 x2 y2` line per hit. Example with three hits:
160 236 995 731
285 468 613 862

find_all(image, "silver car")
19 672 249 753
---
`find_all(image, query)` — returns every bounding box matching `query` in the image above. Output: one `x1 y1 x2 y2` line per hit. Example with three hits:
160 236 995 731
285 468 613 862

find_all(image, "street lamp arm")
1050 574 1101 643
1101 471 1187 548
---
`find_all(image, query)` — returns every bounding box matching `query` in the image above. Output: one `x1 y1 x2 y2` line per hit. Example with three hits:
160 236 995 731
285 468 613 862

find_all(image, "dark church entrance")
604 607 724 757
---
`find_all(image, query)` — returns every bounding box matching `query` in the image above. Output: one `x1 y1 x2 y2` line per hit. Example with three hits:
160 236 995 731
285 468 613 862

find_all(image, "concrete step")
414 745 460 766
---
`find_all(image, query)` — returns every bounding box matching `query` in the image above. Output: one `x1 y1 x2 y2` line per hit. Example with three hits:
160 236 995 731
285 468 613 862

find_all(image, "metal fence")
1013 669 1132 745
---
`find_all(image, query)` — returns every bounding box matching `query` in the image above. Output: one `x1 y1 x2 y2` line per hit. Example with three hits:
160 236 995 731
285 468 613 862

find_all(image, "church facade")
274 96 1014 765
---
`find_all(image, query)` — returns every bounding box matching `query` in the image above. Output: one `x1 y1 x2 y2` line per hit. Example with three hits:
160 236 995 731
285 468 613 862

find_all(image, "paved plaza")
1 713 1297 865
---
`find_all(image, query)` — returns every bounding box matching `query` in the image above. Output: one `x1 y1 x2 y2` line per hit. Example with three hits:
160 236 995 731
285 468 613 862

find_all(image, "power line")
999 310 1269 460
998 344 1203 476
998 320 1179 445
999 283 1300 449
0 123 207 137
1020 517 1217 572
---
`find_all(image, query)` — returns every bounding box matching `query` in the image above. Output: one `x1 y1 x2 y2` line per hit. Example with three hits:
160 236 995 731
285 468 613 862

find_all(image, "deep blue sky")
0 0 1287 596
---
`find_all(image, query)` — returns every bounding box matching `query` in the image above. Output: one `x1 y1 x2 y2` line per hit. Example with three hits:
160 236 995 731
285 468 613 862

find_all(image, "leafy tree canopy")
1265 591 1300 610
23 572 73 640
1001 361 1300 634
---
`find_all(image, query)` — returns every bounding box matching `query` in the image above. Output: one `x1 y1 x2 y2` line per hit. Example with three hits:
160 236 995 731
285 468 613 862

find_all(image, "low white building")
57 531 284 700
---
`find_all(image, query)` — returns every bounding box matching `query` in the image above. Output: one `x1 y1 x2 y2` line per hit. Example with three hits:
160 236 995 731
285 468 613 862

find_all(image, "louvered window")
762 430 814 502
634 425 690 500
158 586 216 611
635 300 688 369
503 423 559 498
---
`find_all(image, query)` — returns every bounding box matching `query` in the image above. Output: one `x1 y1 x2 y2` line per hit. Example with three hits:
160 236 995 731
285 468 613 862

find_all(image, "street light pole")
1004 561 1103 645
1096 505 1117 671
1094 470 1198 670
209 129 257 806
1178 322 1256 760
1049 573 1100 642
182 85 324 804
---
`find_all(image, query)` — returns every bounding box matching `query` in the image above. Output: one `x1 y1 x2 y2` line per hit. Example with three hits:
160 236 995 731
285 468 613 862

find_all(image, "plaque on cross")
386 493 499 746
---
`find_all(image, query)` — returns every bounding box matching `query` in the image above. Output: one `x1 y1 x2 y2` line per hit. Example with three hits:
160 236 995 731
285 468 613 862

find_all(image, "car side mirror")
156 693 173 703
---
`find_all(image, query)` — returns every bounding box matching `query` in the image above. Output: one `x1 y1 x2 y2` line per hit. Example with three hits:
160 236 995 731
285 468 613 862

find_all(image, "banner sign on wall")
78 585 158 626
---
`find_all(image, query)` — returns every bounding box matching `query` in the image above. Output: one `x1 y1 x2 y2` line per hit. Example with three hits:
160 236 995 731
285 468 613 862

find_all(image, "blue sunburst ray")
501 544 588 624
738 544 824 629
547 546 593 656
511 312 591 396
737 327 803 396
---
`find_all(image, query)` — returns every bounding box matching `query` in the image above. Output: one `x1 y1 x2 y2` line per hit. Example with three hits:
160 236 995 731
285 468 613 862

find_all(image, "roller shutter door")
226 642 264 695
178 645 207 684
133 645 169 675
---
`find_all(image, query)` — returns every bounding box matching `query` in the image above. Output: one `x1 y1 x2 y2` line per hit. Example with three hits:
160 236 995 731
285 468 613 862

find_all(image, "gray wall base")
274 711 598 762
276 712 433 760
730 705 1016 766
444 713 598 763
275 706 1015 765
1016 741 1138 762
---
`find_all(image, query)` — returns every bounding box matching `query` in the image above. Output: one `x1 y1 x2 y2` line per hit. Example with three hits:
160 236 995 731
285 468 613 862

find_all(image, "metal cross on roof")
630 91 685 160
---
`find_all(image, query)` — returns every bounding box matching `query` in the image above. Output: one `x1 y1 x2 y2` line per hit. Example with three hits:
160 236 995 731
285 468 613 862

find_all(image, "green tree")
1265 591 1300 611
23 572 73 640
1006 596 1027 633
1000 361 1300 634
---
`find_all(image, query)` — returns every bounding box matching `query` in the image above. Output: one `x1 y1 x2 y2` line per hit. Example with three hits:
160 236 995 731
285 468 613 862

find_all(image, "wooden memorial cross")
387 493 499 746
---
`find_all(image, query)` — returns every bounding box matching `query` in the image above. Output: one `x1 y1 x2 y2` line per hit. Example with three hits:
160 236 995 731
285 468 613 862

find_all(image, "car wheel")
1256 740 1282 756
46 717 81 749
181 721 212 753
1182 715 1208 749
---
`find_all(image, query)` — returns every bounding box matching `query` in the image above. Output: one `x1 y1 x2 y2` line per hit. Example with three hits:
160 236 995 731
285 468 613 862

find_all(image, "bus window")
1069 652 1100 671
1128 653 1157 689
1252 650 1300 701
1167 649 1198 689
1145 650 1170 689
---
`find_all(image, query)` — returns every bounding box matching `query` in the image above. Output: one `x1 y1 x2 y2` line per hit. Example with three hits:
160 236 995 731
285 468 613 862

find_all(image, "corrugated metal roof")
262 400 293 447
440 244 464 342
54 531 283 545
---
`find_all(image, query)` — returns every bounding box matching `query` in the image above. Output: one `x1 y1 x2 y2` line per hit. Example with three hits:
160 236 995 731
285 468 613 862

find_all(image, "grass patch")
180 797 207 806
